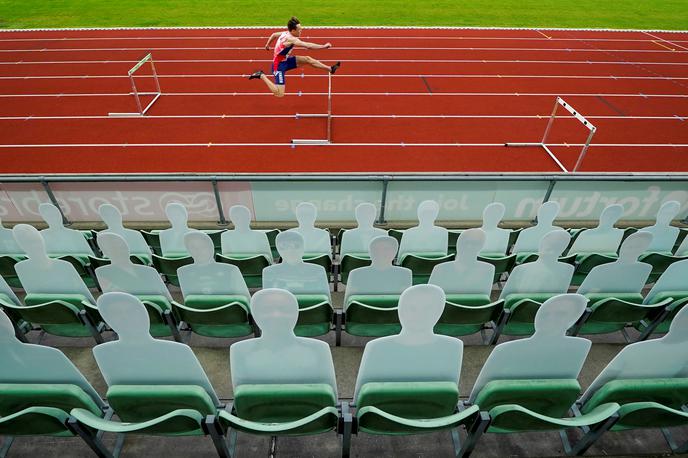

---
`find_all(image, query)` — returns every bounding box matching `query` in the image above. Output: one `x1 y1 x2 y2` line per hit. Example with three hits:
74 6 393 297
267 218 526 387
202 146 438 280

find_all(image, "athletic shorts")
272 56 297 86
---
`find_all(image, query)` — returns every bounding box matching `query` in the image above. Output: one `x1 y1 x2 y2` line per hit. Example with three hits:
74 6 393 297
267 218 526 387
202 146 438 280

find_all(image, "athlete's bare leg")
296 55 331 72
259 73 285 97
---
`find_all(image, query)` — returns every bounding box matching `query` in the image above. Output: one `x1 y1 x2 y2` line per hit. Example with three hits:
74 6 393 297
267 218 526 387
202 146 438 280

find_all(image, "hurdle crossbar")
109 53 162 117
292 72 332 145
505 97 597 173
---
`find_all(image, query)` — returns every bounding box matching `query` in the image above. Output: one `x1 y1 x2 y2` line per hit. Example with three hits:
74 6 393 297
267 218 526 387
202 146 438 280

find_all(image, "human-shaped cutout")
94 292 220 405
262 231 331 302
500 230 573 299
675 234 688 257
429 228 495 295
344 236 412 308
221 205 272 262
479 202 510 256
353 284 462 399
643 258 688 305
640 200 681 253
38 203 94 257
568 204 624 255
580 304 688 403
577 231 652 295
398 200 448 262
178 231 250 299
286 202 331 258
340 203 386 258
0 273 21 306
512 201 564 256
0 311 104 407
159 202 198 257
95 233 171 299
230 288 337 393
12 224 95 302
469 294 590 402
98 204 152 259
0 215 23 256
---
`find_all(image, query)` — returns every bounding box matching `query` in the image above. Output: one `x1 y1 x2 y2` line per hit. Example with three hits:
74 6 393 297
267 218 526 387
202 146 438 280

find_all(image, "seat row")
1 289 686 457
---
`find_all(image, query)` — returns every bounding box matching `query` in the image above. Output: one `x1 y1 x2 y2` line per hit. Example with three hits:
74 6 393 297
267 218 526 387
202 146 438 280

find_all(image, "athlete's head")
288 17 302 36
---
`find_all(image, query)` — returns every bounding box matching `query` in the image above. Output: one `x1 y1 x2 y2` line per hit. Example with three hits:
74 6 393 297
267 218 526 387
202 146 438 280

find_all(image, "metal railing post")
40 178 70 225
377 177 390 225
211 178 227 225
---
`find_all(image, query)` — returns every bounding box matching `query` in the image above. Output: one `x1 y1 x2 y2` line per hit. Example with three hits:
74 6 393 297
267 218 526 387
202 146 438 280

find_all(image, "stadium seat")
343 236 412 340
468 294 620 455
674 228 688 255
578 305 688 453
0 217 25 287
0 312 111 456
447 229 463 255
98 203 153 264
68 292 232 457
152 254 193 287
0 255 23 289
350 284 488 457
159 202 200 258
497 230 574 341
0 273 27 339
262 231 333 337
219 289 344 456
637 201 684 283
338 203 385 284
572 232 668 338
95 232 180 340
398 201 450 283
263 228 281 261
428 228 506 341
176 231 253 338
141 230 162 256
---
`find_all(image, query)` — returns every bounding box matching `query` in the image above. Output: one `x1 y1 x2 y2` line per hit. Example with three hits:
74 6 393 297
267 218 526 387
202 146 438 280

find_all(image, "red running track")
0 27 687 174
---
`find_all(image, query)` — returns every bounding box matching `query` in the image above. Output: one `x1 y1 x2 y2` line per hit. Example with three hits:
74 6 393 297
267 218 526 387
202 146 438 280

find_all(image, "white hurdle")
109 53 162 117
292 72 332 145
505 96 597 173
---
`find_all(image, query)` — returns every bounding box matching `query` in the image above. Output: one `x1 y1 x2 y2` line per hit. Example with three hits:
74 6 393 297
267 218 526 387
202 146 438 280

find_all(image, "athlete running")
248 17 341 97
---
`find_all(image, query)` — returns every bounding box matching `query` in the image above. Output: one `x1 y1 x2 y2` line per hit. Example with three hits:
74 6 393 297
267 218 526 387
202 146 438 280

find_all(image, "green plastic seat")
345 295 401 337
152 254 193 287
216 253 270 288
516 253 577 266
132 294 179 339
639 252 688 284
0 255 23 288
478 254 516 283
141 230 162 256
339 254 372 284
175 294 252 338
400 253 453 285
87 254 148 270
635 292 688 336
304 253 333 280
264 229 280 261
500 293 563 337
294 294 334 337
573 293 671 336
203 230 224 254
387 229 404 245
571 253 617 286
435 295 505 340
447 230 463 256
56 255 98 289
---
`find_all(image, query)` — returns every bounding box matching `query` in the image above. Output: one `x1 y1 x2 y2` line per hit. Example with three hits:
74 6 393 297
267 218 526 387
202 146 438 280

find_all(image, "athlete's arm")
264 32 281 50
288 37 332 49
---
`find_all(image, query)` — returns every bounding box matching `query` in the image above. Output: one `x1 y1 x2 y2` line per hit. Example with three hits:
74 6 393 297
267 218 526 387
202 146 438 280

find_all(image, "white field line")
0 142 686 148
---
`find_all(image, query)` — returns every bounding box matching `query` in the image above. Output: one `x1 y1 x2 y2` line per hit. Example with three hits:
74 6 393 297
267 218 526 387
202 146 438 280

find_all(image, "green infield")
0 0 686 30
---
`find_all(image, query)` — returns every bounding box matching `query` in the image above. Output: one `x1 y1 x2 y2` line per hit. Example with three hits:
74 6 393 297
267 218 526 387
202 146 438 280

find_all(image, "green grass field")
0 0 686 30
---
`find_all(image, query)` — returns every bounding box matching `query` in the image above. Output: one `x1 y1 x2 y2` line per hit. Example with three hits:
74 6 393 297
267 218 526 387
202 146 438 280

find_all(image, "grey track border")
0 26 686 33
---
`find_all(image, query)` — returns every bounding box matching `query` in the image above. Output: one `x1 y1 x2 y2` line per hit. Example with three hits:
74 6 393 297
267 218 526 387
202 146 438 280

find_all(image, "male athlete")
248 17 341 97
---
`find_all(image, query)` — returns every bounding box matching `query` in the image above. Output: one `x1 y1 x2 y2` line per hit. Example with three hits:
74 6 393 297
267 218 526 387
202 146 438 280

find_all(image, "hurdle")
292 72 332 145
109 53 162 117
505 97 597 173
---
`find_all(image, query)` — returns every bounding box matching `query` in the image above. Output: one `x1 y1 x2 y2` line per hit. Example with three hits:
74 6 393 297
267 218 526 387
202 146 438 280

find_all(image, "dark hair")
287 17 300 31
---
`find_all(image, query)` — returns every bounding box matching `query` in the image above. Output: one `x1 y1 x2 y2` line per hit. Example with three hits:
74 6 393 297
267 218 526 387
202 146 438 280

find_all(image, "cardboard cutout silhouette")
577 232 652 295
568 204 624 255
513 201 564 255
286 202 331 257
12 224 95 302
159 203 198 256
643 258 688 305
38 203 94 256
94 292 220 405
344 236 412 308
398 200 448 262
0 216 23 255
340 203 386 257
429 228 495 295
221 205 272 262
98 204 152 258
469 294 590 402
178 231 250 298
500 230 573 299
354 284 463 399
230 288 337 392
480 202 510 256
641 200 681 253
675 234 688 257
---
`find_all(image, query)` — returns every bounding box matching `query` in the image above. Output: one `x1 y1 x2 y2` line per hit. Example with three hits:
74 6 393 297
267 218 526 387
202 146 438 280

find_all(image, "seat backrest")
429 228 494 295
469 294 590 402
262 231 331 301
230 288 337 393
0 217 23 256
644 258 688 304
354 284 462 400
340 203 386 257
98 204 152 257
640 200 681 253
398 200 448 260
221 205 272 260
512 201 563 254
94 292 220 406
0 311 103 407
580 305 688 403
0 274 20 305
577 231 653 295
179 231 250 298
568 204 624 254
287 202 331 256
38 203 94 256
480 202 510 255
159 202 198 256
95 233 171 299
676 233 688 256
500 230 573 299
13 224 95 302
344 236 412 306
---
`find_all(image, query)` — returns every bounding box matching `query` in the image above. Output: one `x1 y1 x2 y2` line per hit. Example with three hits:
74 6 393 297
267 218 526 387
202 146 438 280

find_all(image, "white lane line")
643 31 688 52
0 142 686 148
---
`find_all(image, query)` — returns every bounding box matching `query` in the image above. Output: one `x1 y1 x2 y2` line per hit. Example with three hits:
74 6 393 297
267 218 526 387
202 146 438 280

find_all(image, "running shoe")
330 62 341 74
248 70 264 80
